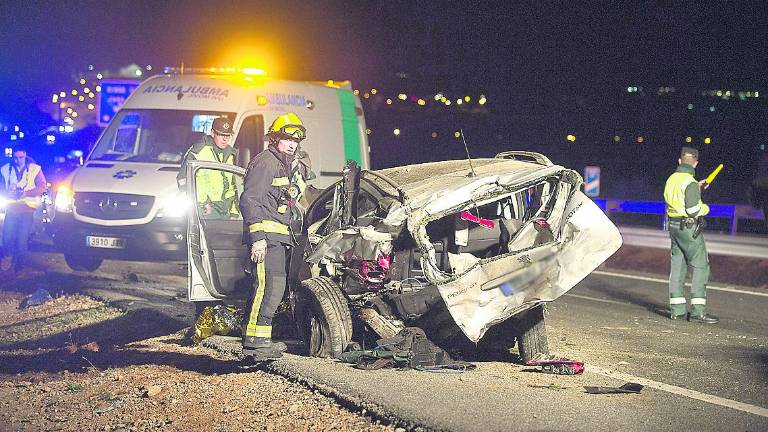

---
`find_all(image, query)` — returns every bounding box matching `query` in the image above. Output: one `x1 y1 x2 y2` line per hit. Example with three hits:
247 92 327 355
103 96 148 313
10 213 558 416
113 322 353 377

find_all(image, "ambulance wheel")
513 304 549 364
295 277 352 359
64 253 103 272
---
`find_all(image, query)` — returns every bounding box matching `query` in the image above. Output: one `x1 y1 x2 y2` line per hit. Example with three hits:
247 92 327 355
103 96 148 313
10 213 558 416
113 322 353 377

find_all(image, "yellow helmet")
267 113 306 142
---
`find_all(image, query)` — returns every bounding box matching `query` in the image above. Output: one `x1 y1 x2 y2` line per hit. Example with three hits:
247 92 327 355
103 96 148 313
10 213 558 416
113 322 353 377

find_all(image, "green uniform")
177 136 239 219
663 163 710 317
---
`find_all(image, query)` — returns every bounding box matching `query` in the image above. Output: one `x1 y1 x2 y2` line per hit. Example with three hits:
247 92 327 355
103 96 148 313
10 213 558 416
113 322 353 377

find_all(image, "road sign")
98 80 140 127
584 166 600 197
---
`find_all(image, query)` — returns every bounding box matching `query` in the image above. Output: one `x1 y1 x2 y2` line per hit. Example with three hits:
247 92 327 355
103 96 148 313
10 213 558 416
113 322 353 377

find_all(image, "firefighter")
177 117 239 219
0 146 47 272
663 147 718 324
239 113 309 360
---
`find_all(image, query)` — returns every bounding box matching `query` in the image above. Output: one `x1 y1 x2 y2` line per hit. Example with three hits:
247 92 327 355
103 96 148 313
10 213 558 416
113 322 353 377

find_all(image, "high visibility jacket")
1 161 45 210
664 164 710 218
177 137 238 214
240 146 297 245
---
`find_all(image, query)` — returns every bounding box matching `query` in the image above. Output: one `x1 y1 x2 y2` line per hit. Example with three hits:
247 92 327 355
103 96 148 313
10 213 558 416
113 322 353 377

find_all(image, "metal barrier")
592 199 766 235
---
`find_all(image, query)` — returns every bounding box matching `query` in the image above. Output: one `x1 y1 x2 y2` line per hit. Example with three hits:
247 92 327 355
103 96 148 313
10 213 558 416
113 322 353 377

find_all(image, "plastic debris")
19 288 53 309
584 382 644 394
192 304 243 344
526 353 585 375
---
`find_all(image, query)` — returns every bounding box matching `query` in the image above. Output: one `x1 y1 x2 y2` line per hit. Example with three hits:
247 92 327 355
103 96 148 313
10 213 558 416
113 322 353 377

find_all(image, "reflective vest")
192 144 238 213
1 162 43 209
664 167 709 218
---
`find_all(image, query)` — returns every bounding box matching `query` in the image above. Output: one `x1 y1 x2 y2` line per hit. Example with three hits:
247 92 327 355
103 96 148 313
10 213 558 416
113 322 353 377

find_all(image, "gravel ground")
0 289 394 432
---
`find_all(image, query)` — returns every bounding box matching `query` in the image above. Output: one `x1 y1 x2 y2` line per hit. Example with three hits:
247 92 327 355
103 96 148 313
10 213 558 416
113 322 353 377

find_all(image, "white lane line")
587 365 768 418
564 293 629 306
593 270 768 298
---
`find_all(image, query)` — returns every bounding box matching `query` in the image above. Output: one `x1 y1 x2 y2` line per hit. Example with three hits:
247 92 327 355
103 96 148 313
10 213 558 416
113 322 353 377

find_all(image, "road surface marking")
564 293 629 306
587 365 768 418
593 270 768 298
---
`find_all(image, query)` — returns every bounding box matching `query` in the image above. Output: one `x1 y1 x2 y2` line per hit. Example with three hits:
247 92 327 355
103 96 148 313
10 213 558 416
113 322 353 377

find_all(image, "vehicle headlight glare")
157 193 189 218
55 186 74 213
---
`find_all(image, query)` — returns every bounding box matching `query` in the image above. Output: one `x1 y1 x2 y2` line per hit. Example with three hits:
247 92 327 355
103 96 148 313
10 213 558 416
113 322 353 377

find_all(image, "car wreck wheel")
295 277 353 358
513 304 549 363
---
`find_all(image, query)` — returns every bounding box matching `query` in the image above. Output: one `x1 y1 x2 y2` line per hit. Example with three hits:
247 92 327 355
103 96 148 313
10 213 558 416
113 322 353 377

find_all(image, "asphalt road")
6 252 767 431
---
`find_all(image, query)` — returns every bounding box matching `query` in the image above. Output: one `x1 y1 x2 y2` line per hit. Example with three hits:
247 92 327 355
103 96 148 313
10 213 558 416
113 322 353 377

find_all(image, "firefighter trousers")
243 243 288 348
668 222 710 317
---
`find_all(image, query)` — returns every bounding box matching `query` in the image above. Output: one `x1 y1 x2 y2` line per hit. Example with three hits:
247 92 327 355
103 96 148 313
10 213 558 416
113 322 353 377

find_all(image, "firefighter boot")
242 337 287 361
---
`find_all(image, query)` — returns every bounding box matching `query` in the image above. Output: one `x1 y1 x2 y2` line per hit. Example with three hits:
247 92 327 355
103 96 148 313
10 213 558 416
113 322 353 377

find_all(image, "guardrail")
592 199 766 235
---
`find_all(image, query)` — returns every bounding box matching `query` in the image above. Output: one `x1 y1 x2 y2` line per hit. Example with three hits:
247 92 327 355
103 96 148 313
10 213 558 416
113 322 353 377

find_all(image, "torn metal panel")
306 226 393 263
430 192 622 342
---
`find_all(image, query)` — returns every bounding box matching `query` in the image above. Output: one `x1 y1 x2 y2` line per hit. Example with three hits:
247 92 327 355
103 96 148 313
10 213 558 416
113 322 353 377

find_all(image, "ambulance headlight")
54 185 74 213
157 192 190 218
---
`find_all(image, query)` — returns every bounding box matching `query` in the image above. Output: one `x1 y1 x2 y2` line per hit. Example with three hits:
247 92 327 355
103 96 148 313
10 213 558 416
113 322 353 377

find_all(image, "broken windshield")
89 109 235 164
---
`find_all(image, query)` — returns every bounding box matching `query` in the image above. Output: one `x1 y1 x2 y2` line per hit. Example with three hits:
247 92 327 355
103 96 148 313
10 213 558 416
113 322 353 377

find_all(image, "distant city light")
709 106 716 112
613 135 621 142
363 92 370 99
10 135 16 140
685 136 692 143
353 89 359 95
370 88 377 95
704 137 711 144
464 96 471 102
431 132 438 138
637 136 644 143
88 64 94 71
46 134 56 143
478 95 487 105
95 85 101 92
454 131 461 138
87 104 94 110
83 87 90 93
146 65 152 71
18 132 24 138
566 134 576 142
96 73 103 80
59 91 66 97
14 125 19 132
386 98 392 105
417 99 426 106
79 78 86 85
687 103 694 110
456 99 463 105
445 100 451 105
71 89 78 95
434 94 442 101
397 93 407 100
64 125 74 133
135 69 142 76
393 128 401 136
365 128 371 135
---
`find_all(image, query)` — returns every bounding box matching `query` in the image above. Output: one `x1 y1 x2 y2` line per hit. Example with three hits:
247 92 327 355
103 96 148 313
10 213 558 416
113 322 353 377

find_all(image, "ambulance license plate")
86 236 126 249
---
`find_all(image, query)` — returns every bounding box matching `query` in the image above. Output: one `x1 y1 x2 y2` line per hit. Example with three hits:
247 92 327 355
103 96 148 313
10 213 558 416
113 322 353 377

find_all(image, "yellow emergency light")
704 163 723 184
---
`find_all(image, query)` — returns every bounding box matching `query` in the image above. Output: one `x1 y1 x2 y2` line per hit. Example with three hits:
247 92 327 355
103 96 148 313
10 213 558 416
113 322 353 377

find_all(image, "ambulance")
49 68 370 271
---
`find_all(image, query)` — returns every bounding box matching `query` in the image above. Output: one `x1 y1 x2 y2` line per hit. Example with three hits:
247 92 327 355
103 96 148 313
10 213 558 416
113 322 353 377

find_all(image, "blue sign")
98 80 140 127
584 166 600 197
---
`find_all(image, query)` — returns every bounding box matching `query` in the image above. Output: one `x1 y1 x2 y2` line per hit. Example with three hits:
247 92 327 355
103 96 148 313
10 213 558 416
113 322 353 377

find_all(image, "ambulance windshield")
89 109 235 163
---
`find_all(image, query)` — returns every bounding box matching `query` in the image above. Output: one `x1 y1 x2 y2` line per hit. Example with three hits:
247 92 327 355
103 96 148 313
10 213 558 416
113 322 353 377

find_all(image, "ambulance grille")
74 192 155 220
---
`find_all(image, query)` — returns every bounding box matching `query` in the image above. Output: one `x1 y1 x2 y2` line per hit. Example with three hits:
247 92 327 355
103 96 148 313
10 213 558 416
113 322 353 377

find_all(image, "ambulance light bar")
163 67 267 76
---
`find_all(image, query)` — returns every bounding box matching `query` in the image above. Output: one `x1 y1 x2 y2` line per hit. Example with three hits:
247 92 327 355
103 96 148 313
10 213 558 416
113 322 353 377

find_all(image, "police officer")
177 117 239 219
0 145 47 272
239 113 309 360
663 147 718 324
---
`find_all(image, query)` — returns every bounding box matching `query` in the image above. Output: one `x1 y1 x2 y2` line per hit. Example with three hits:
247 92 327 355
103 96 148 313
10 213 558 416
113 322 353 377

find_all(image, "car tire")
294 276 352 358
513 304 549 363
64 253 103 272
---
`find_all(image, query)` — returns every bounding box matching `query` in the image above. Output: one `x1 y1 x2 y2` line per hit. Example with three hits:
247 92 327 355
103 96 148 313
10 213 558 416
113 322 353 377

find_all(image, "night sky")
2 1 767 102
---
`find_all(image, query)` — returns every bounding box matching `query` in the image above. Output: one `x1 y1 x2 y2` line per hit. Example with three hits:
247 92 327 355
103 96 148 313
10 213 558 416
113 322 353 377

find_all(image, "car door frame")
186 159 248 302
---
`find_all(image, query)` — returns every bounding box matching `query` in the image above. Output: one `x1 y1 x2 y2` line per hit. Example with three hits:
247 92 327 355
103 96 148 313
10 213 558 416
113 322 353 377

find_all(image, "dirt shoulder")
0 290 394 432
603 245 768 288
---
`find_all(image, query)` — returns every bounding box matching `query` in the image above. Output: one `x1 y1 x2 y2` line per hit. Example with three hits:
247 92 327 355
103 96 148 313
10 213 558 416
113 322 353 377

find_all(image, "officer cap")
680 146 699 159
212 117 233 136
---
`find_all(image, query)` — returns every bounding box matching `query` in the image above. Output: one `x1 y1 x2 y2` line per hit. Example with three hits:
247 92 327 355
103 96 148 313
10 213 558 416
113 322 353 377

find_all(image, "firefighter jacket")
177 136 238 215
240 146 299 246
664 163 710 218
1 161 46 211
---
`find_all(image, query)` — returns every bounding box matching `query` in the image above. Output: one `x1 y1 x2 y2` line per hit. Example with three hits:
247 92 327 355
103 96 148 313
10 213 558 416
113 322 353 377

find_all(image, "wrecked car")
185 151 622 362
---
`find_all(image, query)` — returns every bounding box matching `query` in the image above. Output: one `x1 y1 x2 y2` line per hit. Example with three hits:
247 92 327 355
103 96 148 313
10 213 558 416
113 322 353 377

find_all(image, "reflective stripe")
245 324 272 338
686 204 701 214
691 298 707 305
248 220 289 234
669 297 687 305
245 261 266 338
277 205 287 214
271 177 290 187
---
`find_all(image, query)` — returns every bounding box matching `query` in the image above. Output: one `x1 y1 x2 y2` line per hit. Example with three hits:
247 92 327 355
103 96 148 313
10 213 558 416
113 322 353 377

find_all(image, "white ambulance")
49 68 370 271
